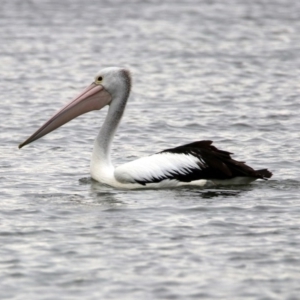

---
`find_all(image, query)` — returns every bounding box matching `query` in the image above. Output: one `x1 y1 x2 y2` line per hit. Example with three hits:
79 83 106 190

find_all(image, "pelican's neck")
91 93 128 182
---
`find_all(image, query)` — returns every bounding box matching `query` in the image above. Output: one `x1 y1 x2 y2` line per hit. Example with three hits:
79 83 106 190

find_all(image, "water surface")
1 0 300 299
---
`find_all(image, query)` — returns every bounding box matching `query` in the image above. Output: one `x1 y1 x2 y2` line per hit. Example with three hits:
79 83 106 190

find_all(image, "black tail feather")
255 169 273 180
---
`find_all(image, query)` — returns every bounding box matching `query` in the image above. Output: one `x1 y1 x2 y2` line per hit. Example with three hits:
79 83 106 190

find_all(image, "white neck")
90 93 127 183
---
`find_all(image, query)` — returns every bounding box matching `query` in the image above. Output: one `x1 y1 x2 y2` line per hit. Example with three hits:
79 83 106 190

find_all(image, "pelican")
19 67 272 189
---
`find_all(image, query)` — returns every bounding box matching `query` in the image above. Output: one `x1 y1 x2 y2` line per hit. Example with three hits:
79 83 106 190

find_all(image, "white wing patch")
114 152 204 184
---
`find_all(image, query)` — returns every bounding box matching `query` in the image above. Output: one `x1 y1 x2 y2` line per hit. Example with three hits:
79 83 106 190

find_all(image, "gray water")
1 0 300 299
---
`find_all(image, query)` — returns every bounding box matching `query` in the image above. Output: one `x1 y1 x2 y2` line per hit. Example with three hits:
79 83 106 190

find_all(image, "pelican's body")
19 67 272 189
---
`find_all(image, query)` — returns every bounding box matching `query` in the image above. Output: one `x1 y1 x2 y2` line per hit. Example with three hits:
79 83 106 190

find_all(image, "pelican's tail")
255 169 272 180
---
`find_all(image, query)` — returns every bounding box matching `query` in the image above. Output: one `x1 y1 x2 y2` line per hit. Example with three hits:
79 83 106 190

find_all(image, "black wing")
160 140 272 181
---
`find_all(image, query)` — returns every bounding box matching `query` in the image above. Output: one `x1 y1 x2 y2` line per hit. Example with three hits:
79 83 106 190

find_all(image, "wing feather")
114 140 272 186
114 152 203 185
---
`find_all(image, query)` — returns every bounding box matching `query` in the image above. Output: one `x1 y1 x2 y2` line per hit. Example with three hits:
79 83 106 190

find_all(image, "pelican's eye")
95 76 103 84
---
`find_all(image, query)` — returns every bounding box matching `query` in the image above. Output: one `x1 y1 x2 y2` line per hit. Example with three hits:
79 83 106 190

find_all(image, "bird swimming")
19 67 272 189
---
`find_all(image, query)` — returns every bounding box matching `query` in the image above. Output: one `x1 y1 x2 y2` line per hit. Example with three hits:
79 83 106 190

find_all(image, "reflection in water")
81 175 253 203
197 189 242 199
87 178 126 207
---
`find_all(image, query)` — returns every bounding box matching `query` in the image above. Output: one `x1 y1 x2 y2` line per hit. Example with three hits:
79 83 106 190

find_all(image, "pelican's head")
95 67 131 99
19 67 131 149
